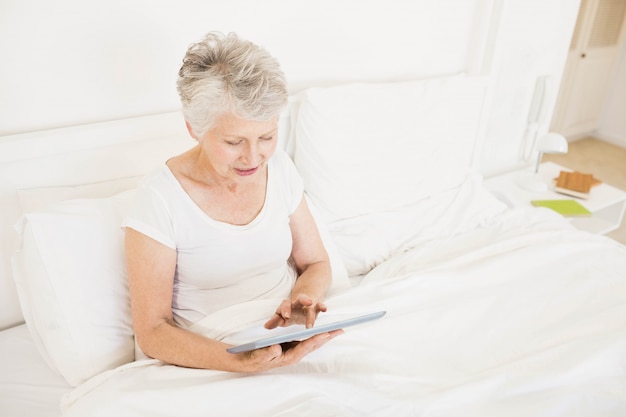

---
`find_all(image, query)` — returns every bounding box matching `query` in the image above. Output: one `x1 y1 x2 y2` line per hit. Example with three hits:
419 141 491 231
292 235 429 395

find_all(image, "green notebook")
531 199 591 217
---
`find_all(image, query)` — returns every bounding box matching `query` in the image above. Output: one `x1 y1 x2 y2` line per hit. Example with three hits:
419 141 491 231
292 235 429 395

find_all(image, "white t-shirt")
123 150 304 327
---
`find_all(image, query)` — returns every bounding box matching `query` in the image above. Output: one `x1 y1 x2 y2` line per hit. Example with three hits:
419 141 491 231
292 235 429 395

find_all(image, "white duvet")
61 208 626 417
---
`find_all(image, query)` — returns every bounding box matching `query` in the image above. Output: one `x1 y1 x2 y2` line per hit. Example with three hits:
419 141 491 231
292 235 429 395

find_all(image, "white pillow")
12 191 136 386
328 175 507 276
12 189 350 386
293 74 488 224
304 194 351 293
17 176 142 214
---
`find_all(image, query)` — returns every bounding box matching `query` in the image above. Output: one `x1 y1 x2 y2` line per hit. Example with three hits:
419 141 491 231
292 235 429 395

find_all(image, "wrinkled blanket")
62 208 626 417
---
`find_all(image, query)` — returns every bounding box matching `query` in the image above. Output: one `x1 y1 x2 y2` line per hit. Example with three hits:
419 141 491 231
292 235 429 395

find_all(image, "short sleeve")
122 182 176 249
273 150 304 215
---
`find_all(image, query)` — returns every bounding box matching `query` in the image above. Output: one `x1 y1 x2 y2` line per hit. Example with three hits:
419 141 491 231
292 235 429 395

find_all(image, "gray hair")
177 32 288 138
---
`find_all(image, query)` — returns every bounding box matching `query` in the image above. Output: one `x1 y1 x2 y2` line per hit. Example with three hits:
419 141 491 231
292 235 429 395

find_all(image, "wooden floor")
543 137 626 245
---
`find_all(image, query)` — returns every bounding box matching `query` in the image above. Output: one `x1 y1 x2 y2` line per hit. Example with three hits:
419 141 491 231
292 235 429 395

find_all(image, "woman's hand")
264 294 328 329
235 329 342 372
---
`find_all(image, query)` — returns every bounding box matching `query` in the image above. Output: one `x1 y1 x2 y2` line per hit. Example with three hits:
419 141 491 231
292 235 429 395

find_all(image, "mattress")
0 324 69 417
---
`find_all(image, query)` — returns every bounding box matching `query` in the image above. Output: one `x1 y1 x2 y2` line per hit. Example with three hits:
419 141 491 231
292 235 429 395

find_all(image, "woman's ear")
184 120 198 141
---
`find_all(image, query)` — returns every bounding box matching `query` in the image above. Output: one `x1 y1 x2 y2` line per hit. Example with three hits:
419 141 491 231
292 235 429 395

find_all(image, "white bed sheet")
59 207 626 417
0 324 70 417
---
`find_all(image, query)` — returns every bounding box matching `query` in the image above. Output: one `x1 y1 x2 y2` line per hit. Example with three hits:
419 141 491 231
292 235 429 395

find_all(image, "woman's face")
195 112 279 183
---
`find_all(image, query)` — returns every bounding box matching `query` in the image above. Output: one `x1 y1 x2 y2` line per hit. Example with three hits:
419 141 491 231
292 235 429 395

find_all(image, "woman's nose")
241 142 259 165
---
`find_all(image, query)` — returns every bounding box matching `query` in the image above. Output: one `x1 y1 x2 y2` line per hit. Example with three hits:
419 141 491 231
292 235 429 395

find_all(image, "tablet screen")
226 310 386 354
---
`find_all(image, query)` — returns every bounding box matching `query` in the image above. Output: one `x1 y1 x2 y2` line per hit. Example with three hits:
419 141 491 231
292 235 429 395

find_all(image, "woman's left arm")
265 196 332 329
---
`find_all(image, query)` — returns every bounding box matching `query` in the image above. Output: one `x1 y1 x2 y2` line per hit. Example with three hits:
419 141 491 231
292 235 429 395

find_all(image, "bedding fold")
61 208 626 416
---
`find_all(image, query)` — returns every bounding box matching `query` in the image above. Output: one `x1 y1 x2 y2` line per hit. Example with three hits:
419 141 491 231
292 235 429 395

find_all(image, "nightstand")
485 161 626 234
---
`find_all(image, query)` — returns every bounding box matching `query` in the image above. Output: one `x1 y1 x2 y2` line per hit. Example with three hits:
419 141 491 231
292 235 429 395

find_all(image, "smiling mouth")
234 166 259 176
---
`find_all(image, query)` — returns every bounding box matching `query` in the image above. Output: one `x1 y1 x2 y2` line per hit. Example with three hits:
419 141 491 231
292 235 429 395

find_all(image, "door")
551 0 626 137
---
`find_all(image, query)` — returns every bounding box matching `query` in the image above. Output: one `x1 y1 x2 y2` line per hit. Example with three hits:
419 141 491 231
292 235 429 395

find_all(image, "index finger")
304 301 327 328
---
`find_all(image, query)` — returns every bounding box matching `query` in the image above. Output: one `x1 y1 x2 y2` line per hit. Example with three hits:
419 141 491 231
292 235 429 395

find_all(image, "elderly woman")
123 32 340 372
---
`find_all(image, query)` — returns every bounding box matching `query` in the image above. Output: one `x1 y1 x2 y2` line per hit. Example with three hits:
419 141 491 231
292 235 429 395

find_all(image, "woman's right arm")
124 228 338 372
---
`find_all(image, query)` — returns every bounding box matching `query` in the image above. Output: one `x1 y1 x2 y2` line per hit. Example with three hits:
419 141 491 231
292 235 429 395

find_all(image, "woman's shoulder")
269 149 303 213
269 148 296 171
140 164 175 188
269 149 299 185
142 146 198 188
161 148 195 179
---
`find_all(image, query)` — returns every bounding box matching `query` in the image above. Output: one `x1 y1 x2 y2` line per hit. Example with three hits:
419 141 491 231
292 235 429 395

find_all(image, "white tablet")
226 310 386 354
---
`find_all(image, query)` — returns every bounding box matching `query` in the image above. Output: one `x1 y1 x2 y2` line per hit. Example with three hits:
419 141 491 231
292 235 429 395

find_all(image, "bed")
1 74 626 417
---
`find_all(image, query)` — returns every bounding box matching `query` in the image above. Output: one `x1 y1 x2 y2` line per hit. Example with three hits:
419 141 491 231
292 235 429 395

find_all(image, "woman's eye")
226 140 242 146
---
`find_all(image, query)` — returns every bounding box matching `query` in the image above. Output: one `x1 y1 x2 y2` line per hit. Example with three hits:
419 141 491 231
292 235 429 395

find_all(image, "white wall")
0 0 477 135
0 0 578 172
